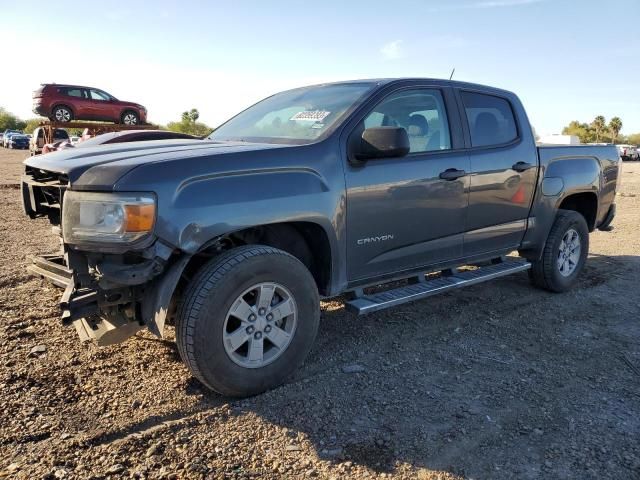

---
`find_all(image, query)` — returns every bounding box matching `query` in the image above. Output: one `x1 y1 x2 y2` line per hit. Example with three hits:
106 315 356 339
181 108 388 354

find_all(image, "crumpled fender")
141 255 191 338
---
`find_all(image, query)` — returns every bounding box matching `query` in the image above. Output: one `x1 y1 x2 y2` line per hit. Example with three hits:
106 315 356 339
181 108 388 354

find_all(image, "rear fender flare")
519 156 601 261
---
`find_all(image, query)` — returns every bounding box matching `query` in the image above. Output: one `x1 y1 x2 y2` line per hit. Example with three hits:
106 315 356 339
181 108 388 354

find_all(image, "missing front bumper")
27 254 73 289
27 254 144 345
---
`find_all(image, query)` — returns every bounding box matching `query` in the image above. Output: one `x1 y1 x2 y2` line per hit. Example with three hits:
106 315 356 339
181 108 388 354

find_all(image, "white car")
617 144 639 161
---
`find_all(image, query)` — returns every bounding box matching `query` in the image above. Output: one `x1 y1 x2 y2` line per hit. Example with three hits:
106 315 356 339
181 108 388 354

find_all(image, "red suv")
32 84 147 125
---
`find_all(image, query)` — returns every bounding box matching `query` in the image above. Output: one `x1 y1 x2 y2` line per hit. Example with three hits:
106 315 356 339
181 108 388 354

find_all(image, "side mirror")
355 127 410 161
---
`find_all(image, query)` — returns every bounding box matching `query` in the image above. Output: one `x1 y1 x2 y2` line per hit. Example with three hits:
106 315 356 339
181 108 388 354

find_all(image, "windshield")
208 83 375 144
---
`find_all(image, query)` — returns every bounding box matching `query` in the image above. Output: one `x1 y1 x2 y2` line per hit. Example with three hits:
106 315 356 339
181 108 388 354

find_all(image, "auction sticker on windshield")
290 110 331 122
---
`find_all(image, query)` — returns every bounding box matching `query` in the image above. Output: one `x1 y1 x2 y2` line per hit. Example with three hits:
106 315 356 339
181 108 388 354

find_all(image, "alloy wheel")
557 228 581 277
123 113 138 125
222 282 298 368
55 108 71 122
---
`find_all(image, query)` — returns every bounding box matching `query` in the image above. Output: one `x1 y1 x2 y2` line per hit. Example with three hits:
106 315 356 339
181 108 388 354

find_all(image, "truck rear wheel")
529 209 589 292
175 245 320 397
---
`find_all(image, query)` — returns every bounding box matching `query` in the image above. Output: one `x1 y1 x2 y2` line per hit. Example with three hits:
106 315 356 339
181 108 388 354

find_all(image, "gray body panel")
519 144 620 256
23 78 620 298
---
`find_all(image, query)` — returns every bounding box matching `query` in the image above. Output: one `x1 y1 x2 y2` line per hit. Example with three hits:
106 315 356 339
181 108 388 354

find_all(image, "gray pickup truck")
22 79 620 396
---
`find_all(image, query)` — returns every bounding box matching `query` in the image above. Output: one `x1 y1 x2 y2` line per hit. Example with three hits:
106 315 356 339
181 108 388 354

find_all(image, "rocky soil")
0 148 638 479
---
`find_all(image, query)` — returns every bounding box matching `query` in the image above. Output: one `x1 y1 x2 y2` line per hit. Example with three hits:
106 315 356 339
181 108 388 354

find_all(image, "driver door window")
363 89 452 153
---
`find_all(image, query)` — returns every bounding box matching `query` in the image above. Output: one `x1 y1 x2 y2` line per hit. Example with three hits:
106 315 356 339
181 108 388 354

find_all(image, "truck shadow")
87 253 640 477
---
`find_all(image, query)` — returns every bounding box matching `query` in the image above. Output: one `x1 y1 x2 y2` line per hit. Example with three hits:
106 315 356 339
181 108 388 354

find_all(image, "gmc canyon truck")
22 79 620 397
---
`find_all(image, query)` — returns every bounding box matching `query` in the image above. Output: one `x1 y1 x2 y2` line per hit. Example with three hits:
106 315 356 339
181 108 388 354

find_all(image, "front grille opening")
25 166 69 186
23 167 68 225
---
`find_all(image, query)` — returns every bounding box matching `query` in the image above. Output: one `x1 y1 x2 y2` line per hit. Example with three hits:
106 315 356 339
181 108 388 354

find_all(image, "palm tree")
591 116 606 142
609 117 623 144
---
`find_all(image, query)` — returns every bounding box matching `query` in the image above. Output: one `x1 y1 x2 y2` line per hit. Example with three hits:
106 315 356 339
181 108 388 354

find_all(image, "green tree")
0 107 26 131
181 108 200 123
591 115 606 142
22 117 47 134
167 108 212 137
608 117 622 144
562 120 591 143
627 132 640 145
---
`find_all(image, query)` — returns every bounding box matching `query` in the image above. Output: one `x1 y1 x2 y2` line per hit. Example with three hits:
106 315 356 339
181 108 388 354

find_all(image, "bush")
166 108 212 137
0 108 26 131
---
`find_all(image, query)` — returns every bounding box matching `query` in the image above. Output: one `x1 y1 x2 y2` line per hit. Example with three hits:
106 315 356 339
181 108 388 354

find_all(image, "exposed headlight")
62 191 156 244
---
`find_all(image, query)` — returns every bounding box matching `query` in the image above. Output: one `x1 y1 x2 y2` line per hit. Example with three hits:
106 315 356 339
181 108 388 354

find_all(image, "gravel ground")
0 147 639 480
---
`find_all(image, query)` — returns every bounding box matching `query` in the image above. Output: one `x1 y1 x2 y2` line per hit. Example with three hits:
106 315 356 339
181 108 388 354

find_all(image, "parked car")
75 130 198 148
2 129 22 148
30 127 69 156
22 78 620 397
32 84 147 125
42 139 75 155
617 144 639 161
7 133 29 149
43 130 199 154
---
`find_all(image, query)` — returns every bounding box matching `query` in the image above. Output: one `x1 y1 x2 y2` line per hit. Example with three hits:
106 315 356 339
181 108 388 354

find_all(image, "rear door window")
461 91 517 147
65 88 83 98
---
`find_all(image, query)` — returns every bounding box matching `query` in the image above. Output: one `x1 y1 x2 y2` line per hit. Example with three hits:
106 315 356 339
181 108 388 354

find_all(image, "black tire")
529 209 589 292
176 245 320 397
120 110 139 125
52 105 73 123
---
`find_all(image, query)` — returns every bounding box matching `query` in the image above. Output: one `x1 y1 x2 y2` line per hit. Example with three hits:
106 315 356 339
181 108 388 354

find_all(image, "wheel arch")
141 220 334 339
556 191 598 231
51 103 75 118
186 221 333 296
120 108 139 123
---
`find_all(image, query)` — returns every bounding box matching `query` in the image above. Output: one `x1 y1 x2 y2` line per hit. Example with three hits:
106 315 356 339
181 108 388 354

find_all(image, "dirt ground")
0 147 638 480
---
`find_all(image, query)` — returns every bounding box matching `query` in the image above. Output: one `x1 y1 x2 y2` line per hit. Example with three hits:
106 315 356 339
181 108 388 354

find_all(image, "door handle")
512 161 534 172
439 168 467 181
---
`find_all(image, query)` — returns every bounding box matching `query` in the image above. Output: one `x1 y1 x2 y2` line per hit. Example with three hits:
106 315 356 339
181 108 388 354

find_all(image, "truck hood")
24 139 287 188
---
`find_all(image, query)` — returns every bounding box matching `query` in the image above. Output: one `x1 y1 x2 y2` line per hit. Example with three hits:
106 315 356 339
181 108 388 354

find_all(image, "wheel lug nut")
266 313 274 321
248 314 256 322
258 308 266 316
254 331 262 339
246 326 255 334
264 325 272 333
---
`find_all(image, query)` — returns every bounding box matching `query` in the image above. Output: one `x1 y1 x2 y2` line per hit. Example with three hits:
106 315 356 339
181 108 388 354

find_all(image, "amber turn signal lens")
124 204 155 232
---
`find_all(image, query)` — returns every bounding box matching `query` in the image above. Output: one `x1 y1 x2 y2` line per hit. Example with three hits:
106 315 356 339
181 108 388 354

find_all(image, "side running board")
345 259 531 315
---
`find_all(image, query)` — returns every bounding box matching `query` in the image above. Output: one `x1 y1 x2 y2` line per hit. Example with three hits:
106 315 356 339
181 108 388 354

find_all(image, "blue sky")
2 0 639 135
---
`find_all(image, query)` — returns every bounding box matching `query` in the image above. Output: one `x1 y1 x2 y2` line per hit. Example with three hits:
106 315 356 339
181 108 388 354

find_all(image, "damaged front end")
22 166 184 345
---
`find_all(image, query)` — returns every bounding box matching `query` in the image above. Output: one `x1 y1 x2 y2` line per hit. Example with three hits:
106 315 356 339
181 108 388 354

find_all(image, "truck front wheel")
529 210 589 292
175 245 320 397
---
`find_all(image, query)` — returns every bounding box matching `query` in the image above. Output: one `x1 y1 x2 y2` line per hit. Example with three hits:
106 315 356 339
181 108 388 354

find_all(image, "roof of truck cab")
308 78 515 94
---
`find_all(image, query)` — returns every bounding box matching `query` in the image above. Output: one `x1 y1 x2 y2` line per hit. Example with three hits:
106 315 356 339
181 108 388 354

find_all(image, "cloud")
428 0 545 11
380 40 405 60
